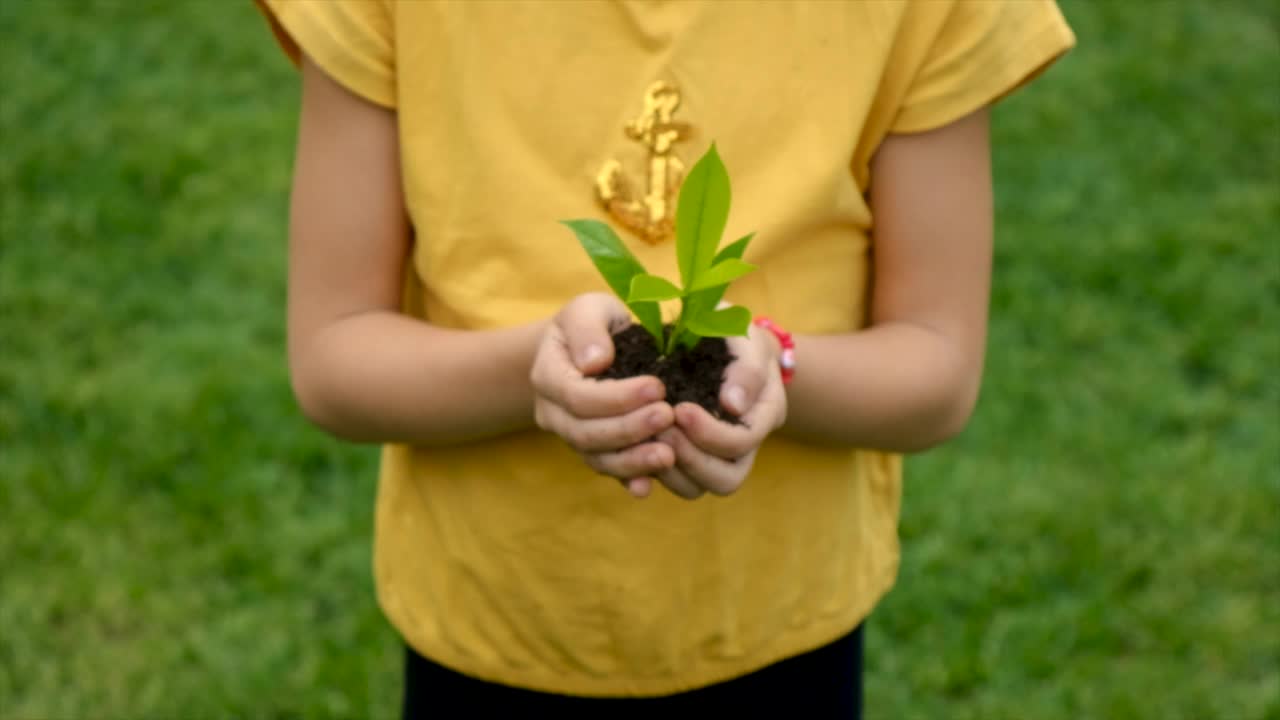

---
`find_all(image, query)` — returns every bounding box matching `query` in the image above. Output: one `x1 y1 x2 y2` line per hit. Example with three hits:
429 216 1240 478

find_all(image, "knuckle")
626 414 655 444
631 460 656 478
564 384 592 416
560 384 583 414
581 453 608 476
688 427 724 453
567 426 593 451
615 424 639 449
620 446 649 475
591 452 635 480
729 439 755 459
578 423 608 450
630 445 666 476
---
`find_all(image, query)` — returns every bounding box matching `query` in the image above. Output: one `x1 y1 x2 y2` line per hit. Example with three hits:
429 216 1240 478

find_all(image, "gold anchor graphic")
595 81 692 244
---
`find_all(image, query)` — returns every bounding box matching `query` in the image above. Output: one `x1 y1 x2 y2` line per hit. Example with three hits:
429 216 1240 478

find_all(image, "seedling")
562 144 756 356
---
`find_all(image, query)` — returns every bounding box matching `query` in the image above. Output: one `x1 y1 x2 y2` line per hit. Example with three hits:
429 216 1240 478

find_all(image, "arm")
651 108 992 497
287 56 673 457
782 107 992 451
285 56 543 444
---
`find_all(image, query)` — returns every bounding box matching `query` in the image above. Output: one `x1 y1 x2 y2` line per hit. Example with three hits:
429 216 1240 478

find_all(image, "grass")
1 1 1276 718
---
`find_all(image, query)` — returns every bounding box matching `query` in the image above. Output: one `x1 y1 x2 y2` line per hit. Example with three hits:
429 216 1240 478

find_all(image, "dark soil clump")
596 324 740 424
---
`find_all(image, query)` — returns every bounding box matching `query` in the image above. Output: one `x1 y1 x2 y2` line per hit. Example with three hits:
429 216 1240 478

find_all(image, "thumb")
720 334 771 417
560 293 630 375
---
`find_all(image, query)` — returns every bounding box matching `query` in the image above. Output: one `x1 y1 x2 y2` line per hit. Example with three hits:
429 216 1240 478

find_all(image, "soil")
596 324 741 424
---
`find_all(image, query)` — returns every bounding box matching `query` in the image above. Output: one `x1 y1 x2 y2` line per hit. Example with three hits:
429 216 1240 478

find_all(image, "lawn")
1 1 1277 718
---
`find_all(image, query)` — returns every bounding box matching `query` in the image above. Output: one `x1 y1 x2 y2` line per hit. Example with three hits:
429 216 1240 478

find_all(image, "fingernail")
578 344 603 368
725 385 746 414
641 383 664 402
648 408 667 430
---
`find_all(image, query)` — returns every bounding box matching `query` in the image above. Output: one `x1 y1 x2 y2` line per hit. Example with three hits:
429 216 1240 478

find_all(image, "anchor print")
595 81 692 244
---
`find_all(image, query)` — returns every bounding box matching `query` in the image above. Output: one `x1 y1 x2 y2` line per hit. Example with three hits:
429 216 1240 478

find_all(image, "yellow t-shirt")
258 0 1074 697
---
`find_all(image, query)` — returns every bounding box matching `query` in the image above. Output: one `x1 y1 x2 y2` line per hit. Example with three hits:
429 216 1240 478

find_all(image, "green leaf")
630 302 664 348
628 273 683 303
713 232 755 265
561 219 647 300
687 258 757 293
683 305 752 338
682 232 755 328
674 144 731 289
561 219 663 348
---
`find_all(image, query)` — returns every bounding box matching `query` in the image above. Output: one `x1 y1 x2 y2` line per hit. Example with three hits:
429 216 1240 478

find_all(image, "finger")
532 352 666 419
672 402 764 460
583 441 675 480
660 427 748 496
653 465 706 500
720 331 774 416
535 400 674 453
625 477 653 498
738 371 788 433
559 293 632 375
720 353 766 419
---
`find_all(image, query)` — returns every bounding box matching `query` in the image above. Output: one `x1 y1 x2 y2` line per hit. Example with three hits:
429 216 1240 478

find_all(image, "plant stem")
664 300 687 356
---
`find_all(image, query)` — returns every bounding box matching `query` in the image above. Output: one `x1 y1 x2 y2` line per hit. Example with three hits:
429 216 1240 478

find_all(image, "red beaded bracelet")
752 317 795 385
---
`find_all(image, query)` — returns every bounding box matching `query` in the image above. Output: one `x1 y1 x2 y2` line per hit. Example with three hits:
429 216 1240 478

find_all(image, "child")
256 1 1074 716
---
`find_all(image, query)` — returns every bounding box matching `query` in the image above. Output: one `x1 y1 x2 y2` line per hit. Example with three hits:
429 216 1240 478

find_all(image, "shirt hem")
390 565 896 698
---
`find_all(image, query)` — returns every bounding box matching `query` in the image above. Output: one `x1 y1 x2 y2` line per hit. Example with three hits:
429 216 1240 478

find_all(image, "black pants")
403 624 864 719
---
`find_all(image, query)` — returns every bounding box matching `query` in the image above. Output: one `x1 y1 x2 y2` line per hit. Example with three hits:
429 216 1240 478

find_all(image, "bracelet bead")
751 317 796 385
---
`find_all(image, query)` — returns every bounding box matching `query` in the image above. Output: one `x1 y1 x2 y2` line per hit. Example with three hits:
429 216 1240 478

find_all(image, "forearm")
780 322 983 452
781 108 994 452
290 311 547 446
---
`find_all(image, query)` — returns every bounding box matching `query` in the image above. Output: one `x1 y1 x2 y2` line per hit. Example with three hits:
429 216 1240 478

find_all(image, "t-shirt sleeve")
890 0 1075 134
254 0 396 109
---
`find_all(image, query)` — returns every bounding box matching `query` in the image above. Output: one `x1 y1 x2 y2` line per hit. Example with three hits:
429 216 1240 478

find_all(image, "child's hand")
642 325 788 498
531 293 676 488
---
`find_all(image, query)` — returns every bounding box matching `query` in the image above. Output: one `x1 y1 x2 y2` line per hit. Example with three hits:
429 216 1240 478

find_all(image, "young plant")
562 144 756 356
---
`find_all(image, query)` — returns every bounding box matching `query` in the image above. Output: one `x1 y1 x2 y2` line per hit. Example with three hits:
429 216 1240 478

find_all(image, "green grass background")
2 1 1276 718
